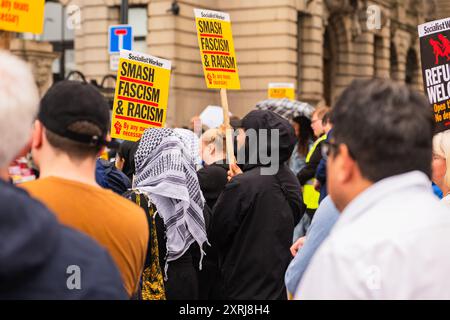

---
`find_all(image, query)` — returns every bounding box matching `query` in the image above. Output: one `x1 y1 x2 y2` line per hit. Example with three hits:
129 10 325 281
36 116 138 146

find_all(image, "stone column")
392 28 411 83
219 0 299 119
0 31 12 50
10 39 58 96
75 0 117 82
148 0 219 127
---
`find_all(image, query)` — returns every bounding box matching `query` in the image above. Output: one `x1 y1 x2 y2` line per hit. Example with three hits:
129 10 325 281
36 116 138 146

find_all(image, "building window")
323 25 336 106
129 6 148 54
373 35 383 79
42 0 75 81
390 42 399 81
405 48 419 88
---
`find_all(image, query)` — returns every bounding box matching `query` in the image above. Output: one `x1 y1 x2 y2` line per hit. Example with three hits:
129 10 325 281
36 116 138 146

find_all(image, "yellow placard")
0 0 45 34
194 9 240 90
268 83 295 100
111 50 171 142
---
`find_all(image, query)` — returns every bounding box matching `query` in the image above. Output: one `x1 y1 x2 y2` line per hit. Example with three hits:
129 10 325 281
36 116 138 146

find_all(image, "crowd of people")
3 50 450 300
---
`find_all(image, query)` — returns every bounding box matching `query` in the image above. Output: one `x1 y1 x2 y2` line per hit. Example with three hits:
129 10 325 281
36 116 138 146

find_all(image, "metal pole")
120 0 129 24
60 4 66 79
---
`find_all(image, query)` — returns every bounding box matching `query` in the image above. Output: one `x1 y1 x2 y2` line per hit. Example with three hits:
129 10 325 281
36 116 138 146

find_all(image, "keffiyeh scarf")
174 128 202 169
134 128 208 278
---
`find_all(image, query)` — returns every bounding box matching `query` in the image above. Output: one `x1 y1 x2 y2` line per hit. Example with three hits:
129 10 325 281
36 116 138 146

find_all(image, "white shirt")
295 171 450 300
441 194 450 208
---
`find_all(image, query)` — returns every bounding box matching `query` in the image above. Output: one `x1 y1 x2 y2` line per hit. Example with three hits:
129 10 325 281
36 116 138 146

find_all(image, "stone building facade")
6 0 450 126
10 38 58 96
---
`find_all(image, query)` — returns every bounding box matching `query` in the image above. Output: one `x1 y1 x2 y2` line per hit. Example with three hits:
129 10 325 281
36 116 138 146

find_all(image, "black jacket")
196 161 228 299
123 190 198 300
296 138 324 186
211 110 305 300
197 161 229 210
0 180 126 299
96 158 131 195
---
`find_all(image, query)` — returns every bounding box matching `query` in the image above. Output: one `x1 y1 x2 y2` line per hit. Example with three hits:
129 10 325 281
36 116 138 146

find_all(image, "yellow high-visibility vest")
302 134 327 211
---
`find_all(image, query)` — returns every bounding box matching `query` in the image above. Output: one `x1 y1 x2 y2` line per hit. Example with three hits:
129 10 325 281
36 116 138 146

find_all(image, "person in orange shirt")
22 81 148 298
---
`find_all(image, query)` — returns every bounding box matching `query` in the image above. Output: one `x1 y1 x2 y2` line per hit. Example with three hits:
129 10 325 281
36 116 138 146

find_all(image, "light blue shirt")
289 140 314 175
297 171 450 299
285 195 340 295
289 144 306 175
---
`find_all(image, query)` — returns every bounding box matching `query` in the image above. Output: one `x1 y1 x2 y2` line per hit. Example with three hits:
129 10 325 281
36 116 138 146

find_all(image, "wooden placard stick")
220 88 236 166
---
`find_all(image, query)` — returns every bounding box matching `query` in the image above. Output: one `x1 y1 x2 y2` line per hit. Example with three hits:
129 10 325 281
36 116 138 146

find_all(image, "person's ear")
31 120 44 150
335 144 356 185
208 143 215 156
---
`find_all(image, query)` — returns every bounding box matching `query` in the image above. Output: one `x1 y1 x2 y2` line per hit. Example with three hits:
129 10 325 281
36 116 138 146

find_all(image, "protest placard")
111 50 171 142
419 17 450 133
194 8 240 90
268 83 295 100
194 8 240 163
0 0 45 34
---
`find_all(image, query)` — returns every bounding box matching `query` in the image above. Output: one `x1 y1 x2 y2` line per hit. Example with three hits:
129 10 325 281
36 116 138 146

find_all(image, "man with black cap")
22 81 149 298
210 110 305 300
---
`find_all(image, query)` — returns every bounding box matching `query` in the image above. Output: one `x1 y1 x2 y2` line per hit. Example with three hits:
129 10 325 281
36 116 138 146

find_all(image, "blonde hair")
201 128 226 154
433 130 450 188
312 106 330 120
0 51 39 168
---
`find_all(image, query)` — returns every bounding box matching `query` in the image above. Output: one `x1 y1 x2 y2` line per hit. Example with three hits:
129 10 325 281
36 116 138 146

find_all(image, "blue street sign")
109 25 133 54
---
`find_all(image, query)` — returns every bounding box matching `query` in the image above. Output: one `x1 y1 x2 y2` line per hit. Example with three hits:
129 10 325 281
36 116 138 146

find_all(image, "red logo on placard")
207 73 213 85
429 33 450 65
114 121 122 135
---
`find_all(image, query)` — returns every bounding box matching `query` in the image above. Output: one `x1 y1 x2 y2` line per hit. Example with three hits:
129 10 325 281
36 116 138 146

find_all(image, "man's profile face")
311 115 324 138
326 141 345 211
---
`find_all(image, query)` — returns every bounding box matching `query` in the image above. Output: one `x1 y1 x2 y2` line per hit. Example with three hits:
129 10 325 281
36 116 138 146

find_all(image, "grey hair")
433 130 450 189
0 51 39 167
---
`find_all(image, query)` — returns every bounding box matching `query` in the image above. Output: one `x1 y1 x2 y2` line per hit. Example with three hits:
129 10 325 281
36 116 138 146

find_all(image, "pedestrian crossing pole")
120 0 129 24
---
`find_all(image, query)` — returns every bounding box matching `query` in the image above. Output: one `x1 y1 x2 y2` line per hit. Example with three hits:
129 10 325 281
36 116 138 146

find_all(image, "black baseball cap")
38 81 111 147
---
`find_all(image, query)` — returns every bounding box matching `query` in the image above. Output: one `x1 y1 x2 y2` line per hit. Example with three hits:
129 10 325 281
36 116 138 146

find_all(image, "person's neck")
439 183 450 197
337 179 373 212
0 168 9 181
207 154 226 166
38 154 98 187
316 133 325 139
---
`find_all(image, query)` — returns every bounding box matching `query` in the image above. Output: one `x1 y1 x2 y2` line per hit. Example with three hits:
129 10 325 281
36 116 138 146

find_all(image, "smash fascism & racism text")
116 60 164 124
198 20 236 70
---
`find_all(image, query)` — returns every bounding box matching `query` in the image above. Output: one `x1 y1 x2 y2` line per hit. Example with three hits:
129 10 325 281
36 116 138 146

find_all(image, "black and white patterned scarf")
133 128 208 277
